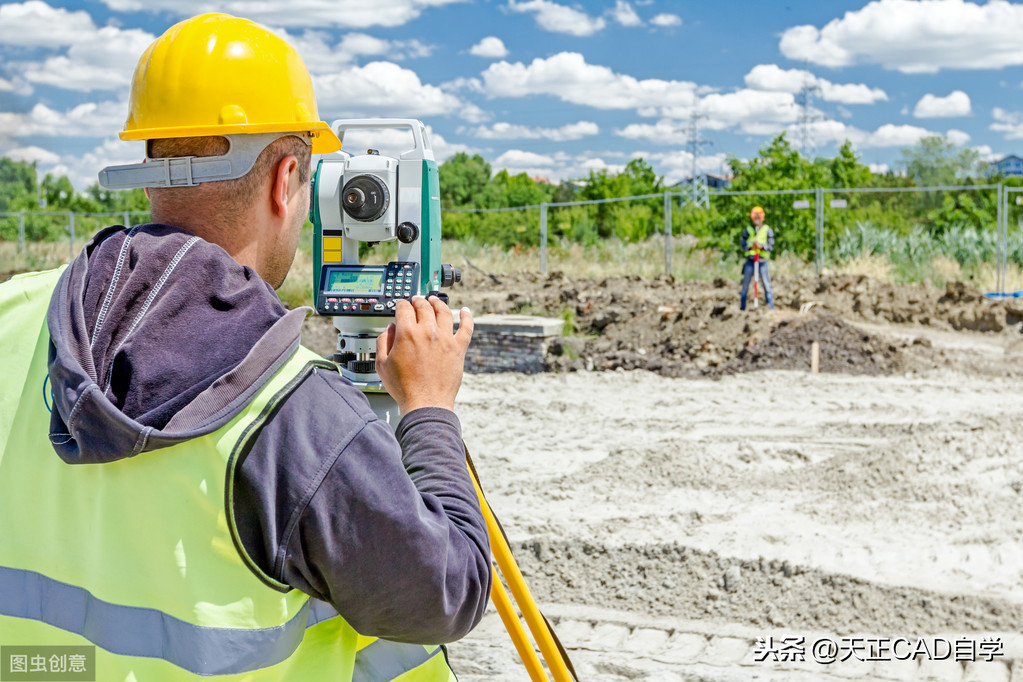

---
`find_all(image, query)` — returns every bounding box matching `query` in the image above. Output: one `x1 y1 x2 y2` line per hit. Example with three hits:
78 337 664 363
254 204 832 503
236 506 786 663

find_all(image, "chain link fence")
446 183 1017 293
3 184 1019 292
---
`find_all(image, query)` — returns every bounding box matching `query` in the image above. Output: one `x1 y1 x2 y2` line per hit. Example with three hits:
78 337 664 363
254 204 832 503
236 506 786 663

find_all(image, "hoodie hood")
47 224 309 464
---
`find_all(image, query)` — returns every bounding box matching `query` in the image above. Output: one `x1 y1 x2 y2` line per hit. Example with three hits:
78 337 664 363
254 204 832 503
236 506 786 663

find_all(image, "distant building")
989 155 1023 178
673 173 733 190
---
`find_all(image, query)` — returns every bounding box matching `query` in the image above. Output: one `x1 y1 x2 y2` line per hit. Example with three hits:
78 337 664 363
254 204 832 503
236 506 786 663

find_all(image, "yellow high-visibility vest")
0 267 455 681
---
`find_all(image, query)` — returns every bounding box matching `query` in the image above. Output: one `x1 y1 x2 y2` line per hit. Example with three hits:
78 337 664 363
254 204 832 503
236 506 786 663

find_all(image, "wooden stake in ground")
811 341 820 374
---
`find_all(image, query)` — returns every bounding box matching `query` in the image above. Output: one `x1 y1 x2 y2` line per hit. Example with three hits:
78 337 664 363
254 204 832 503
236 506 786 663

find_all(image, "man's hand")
376 295 474 414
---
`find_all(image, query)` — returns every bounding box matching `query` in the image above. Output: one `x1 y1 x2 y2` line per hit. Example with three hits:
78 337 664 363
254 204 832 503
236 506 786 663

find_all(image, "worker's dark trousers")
740 257 774 310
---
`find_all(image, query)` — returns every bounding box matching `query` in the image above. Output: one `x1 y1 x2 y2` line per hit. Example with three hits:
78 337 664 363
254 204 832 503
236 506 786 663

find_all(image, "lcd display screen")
325 269 384 294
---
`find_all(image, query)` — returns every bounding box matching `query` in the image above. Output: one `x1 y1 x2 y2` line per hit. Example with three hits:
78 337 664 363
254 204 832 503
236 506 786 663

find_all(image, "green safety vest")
745 224 771 259
0 267 456 681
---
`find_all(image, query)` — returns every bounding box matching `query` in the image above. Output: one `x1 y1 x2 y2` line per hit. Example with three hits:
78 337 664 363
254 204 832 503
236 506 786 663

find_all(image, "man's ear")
271 154 300 217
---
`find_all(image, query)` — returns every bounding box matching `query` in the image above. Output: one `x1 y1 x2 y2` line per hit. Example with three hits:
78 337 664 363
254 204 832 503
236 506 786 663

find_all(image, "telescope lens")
341 174 389 222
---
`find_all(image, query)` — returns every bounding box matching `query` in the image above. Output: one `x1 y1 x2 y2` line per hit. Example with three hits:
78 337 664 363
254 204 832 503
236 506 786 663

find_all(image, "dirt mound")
718 313 904 376
440 269 1023 376
297 268 1021 376
515 539 1023 634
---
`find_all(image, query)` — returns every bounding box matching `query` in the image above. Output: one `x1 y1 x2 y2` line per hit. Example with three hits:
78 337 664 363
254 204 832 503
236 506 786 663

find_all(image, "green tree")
0 157 38 212
579 158 663 240
899 135 982 187
86 184 149 212
829 141 874 189
438 153 491 208
480 170 548 208
711 133 825 256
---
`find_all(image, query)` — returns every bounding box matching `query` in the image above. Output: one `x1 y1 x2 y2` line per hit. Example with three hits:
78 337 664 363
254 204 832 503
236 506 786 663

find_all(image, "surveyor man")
740 205 776 310
0 13 490 680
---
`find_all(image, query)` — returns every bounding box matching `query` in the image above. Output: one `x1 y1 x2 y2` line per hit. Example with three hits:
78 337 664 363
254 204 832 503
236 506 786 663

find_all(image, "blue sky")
1 0 1022 189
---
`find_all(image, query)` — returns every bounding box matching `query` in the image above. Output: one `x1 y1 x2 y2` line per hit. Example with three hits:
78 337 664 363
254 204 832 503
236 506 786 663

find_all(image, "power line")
683 93 712 209
795 62 825 158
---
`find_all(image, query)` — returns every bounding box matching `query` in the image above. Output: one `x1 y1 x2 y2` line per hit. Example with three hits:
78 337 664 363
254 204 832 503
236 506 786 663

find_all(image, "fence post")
123 210 130 228
663 191 672 277
814 188 822 276
1005 186 1010 294
1004 186 1011 294
68 211 76 260
997 183 1004 294
539 202 547 274
18 210 25 253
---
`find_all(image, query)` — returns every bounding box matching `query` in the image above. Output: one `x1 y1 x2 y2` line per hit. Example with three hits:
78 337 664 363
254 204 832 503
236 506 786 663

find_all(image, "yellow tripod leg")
489 566 548 681
469 466 575 682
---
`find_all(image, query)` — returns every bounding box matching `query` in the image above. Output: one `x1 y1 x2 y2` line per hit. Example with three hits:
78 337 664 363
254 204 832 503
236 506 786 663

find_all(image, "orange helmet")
751 206 765 220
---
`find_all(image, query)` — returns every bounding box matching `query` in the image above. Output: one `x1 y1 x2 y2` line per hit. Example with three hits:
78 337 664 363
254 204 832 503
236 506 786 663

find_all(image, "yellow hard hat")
120 13 340 154
750 206 765 219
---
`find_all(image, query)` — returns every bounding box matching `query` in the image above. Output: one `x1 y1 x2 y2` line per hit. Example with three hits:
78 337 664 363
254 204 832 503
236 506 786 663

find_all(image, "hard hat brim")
120 120 341 155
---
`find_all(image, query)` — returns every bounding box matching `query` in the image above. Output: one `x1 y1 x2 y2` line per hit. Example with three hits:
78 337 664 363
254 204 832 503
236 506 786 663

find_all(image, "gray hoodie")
46 224 491 643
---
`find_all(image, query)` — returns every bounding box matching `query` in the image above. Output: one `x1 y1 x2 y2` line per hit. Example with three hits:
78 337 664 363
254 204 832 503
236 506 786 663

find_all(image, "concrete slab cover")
471 314 563 337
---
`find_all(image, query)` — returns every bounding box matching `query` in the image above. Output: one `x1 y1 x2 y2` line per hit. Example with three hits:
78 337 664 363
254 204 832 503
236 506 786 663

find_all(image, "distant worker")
740 205 775 310
0 13 488 680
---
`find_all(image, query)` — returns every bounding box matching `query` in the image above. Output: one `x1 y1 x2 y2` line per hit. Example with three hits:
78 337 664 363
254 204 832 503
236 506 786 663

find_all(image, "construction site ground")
309 270 1023 681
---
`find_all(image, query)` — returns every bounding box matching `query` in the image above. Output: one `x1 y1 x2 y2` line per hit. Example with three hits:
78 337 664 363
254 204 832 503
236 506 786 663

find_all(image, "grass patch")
560 307 577 336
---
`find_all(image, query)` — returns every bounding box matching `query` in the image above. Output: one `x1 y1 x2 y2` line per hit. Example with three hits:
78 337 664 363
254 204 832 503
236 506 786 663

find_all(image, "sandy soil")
301 272 1023 680
445 363 1023 681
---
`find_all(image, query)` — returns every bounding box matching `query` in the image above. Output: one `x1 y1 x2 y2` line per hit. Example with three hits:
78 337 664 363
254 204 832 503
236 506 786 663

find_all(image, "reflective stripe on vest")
745 224 770 258
0 565 317 675
0 265 455 681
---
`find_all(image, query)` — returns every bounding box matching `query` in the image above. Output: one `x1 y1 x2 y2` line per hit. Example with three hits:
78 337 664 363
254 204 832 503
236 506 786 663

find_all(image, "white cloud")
491 149 560 178
779 0 1023 73
314 61 474 120
21 28 155 92
5 146 59 164
494 149 556 167
479 52 697 110
0 1 95 48
991 107 1023 139
281 29 434 74
866 124 942 147
96 0 468 29
489 149 637 182
794 119 970 149
0 100 127 139
912 90 972 118
653 89 802 134
1 2 155 93
616 120 688 145
868 162 890 174
972 144 1002 162
578 158 626 174
464 120 599 141
469 36 509 58
333 124 474 162
0 76 33 96
507 0 607 37
609 0 642 27
641 150 729 184
650 13 682 27
744 64 888 105
945 128 971 145
612 87 810 141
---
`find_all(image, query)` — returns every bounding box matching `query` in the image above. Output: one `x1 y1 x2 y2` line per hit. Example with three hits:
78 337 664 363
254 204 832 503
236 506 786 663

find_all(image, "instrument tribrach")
311 119 576 681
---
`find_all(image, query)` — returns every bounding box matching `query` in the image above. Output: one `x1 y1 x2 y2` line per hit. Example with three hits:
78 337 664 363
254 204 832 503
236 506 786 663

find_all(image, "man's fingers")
455 307 474 349
393 299 416 332
376 323 395 361
410 295 437 331
429 295 454 334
